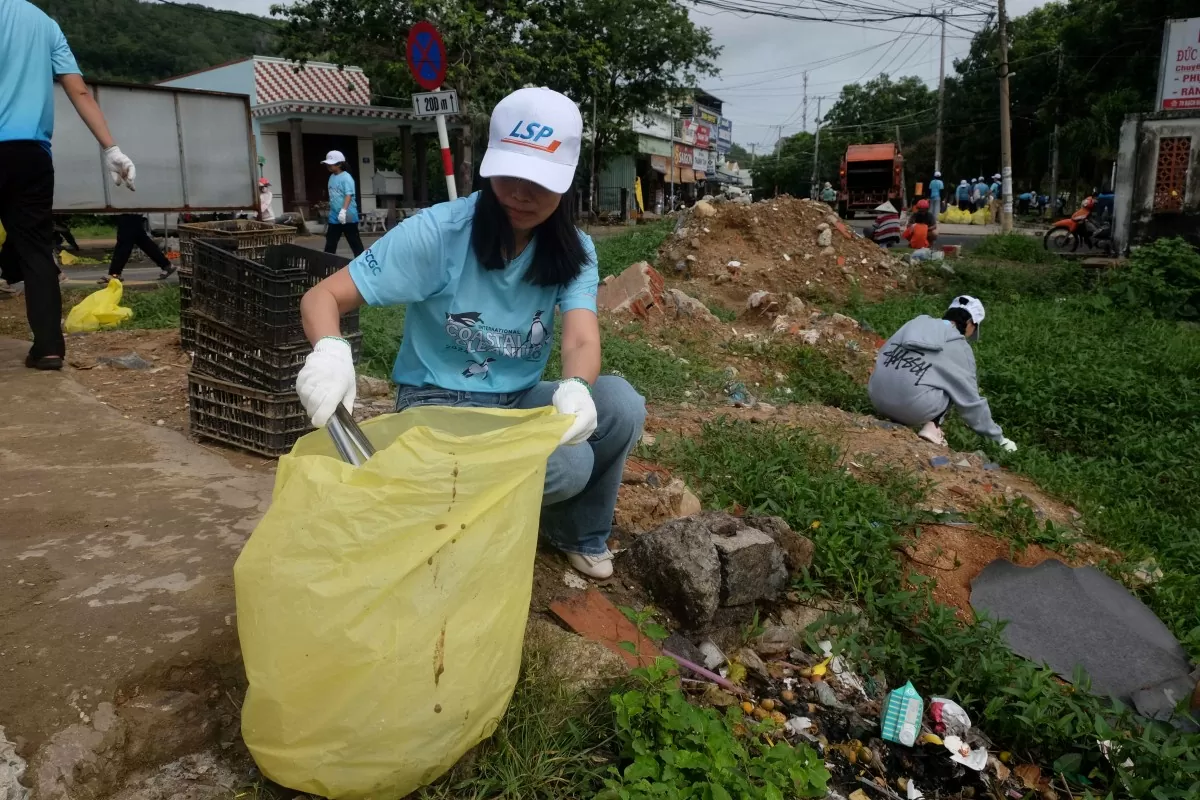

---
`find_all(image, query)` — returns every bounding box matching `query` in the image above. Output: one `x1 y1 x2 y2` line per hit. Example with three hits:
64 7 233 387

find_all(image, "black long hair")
943 305 973 336
471 179 589 288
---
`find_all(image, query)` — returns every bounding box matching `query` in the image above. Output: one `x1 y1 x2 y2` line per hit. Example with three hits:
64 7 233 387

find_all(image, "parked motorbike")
1044 198 1095 252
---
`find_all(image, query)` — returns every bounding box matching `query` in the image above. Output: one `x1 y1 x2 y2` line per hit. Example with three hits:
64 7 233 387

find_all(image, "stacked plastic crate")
187 241 361 457
177 219 297 351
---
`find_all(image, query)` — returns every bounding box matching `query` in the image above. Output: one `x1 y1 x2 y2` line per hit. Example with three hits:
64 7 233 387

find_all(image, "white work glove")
552 379 598 446
296 337 356 427
103 146 136 190
999 437 1018 453
337 208 348 225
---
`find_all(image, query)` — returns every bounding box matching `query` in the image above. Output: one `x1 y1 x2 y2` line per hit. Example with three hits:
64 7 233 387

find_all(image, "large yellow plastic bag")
235 406 569 799
64 278 133 332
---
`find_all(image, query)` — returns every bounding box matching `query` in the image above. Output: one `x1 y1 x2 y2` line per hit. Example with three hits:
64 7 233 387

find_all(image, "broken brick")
596 261 665 319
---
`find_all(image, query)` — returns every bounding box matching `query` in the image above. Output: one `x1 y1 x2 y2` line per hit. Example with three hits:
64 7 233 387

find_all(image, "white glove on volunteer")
337 208 348 225
103 146 136 190
999 437 1018 453
296 337 356 427
553 379 597 446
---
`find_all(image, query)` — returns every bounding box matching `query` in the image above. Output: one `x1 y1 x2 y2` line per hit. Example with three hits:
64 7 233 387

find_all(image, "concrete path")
0 339 273 798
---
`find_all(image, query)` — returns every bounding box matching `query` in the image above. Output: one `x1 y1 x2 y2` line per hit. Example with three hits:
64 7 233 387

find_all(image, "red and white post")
435 90 457 201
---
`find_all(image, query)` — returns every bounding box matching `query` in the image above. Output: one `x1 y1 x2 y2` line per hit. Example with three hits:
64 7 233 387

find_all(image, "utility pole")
1047 45 1062 220
935 10 946 172
802 71 809 134
997 0 1014 232
896 124 908 210
811 97 823 199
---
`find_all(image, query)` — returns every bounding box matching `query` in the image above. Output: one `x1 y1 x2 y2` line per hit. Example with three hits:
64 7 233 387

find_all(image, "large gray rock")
1 726 29 800
712 526 788 606
745 515 815 577
629 519 722 628
631 513 788 627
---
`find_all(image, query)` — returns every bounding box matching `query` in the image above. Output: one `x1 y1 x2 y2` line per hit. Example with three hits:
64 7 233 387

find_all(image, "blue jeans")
395 376 647 556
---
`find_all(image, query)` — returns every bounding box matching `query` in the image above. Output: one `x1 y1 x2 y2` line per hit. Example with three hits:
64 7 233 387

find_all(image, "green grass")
122 285 181 329
592 220 673 279
358 304 405 379
418 644 614 800
69 222 117 239
649 420 1200 798
971 232 1062 264
855 282 1200 657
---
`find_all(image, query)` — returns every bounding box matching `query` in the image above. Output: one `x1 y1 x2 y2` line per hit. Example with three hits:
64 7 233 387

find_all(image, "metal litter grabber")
326 406 376 466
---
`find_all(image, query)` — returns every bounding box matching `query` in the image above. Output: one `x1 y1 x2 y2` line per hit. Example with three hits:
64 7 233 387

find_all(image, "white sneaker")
918 421 947 446
567 550 614 580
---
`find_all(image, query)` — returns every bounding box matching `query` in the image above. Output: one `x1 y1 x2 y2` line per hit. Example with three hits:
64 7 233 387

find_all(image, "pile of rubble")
660 196 909 306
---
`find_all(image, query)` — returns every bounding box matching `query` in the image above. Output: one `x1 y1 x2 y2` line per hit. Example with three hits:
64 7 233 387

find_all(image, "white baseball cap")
948 295 985 340
321 150 346 165
479 87 582 194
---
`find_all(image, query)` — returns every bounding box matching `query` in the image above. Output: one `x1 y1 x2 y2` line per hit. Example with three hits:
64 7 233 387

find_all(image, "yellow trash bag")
235 406 569 799
64 278 133 332
970 207 989 225
0 220 6 247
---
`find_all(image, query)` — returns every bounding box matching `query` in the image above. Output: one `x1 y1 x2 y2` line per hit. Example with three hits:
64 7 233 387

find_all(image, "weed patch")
593 220 673 280
1103 236 1200 320
972 233 1062 265
358 304 406 378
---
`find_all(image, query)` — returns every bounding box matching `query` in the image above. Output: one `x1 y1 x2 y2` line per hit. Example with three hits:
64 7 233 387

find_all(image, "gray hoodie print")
867 315 1004 442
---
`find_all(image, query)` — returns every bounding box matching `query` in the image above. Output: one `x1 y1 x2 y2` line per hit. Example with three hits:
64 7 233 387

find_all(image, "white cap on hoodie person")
479 87 582 194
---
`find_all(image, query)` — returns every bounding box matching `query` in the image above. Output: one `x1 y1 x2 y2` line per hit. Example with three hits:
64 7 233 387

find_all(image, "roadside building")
159 56 460 221
598 88 731 216
1113 111 1200 251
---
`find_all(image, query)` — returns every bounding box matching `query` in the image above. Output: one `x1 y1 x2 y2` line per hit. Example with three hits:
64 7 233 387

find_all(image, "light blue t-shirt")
990 181 1001 198
929 178 944 199
348 193 599 393
975 182 989 199
0 0 81 146
327 171 359 224
956 183 970 202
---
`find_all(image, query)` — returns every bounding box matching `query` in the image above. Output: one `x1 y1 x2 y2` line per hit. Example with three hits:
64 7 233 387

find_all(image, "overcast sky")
195 0 1046 149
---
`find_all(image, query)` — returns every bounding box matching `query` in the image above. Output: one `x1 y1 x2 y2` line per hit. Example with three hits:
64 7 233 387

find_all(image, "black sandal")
158 264 178 280
25 353 63 371
97 274 119 285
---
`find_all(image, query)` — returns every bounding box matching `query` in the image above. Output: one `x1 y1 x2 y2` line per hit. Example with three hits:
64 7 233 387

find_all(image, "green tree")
519 0 718 171
35 0 279 83
271 0 718 194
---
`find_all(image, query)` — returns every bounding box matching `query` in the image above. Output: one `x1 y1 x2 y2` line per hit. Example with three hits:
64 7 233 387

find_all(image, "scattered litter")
881 681 922 746
929 456 951 468
942 735 988 771
786 716 814 735
100 351 153 370
953 458 971 469
562 570 590 590
929 696 972 737
982 462 1001 471
906 781 924 800
698 639 727 670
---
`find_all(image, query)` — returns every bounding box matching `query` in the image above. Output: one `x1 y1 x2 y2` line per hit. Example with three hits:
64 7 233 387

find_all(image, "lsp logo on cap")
502 121 562 153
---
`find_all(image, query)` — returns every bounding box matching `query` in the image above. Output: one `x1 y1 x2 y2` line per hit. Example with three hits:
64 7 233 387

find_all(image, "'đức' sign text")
1157 17 1200 110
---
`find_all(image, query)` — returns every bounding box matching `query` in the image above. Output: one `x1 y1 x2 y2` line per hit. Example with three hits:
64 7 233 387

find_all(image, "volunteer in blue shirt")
928 171 944 212
321 150 365 257
0 0 135 370
955 180 970 210
296 87 646 580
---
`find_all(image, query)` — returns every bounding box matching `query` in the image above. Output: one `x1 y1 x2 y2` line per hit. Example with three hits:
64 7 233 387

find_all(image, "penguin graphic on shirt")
526 310 547 347
445 311 483 339
462 357 496 379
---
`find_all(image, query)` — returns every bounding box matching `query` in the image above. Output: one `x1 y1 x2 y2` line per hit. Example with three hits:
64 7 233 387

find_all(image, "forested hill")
32 0 279 83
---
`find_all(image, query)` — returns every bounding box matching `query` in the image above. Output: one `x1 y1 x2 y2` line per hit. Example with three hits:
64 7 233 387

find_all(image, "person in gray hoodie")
868 295 1017 451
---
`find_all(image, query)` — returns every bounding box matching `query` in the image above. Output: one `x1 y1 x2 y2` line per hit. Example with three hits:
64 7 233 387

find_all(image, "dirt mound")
659 196 908 307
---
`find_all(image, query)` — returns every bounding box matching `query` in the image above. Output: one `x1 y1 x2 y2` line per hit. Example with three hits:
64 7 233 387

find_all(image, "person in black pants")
320 149 365 257
0 0 135 370
101 214 175 283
